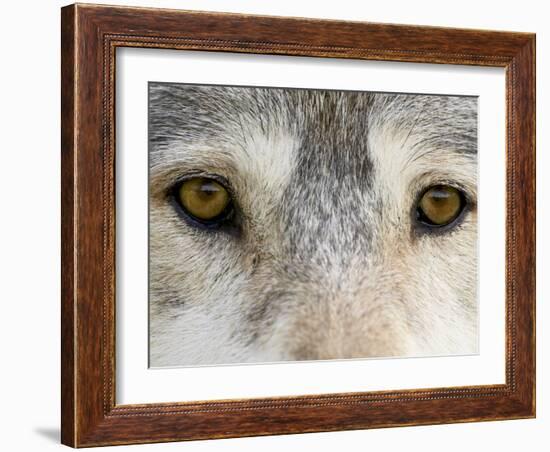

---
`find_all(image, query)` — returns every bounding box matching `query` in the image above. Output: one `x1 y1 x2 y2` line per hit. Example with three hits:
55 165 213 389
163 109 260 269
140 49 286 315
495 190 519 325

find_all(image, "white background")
117 49 505 404
0 0 546 451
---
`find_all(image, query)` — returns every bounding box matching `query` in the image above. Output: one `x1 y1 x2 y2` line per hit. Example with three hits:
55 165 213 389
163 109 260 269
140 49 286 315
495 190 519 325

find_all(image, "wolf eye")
416 185 465 228
175 177 232 223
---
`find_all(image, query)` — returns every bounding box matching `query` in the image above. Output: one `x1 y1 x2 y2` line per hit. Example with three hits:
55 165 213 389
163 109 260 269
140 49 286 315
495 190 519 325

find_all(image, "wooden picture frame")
61 3 535 447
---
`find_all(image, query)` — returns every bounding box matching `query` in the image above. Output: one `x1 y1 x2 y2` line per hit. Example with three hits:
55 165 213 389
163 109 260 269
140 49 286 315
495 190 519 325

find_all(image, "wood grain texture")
60 5 76 447
60 3 536 447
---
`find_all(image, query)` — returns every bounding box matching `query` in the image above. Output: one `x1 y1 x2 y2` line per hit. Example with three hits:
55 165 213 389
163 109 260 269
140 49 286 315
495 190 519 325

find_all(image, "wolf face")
148 83 478 367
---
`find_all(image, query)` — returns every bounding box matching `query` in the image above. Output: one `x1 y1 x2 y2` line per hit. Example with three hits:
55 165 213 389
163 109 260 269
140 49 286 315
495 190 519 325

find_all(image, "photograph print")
148 82 478 368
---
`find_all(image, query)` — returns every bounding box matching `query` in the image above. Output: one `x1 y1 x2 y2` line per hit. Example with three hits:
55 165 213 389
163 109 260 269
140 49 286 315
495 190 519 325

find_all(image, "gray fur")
148 83 478 366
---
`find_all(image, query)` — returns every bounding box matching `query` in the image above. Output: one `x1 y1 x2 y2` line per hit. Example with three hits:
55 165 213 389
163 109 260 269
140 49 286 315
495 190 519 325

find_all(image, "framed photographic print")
61 3 536 447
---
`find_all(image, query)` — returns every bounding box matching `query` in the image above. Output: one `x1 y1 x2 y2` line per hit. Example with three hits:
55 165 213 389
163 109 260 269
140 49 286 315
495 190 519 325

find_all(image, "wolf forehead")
150 84 476 185
149 83 477 162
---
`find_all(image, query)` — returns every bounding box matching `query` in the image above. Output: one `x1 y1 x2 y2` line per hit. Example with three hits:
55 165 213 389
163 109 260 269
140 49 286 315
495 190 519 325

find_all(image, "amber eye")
416 185 466 227
176 177 231 223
